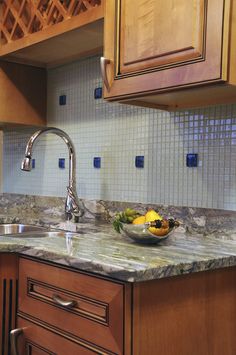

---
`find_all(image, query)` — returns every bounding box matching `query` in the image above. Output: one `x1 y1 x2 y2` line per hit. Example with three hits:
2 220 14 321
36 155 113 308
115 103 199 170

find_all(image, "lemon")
145 209 162 222
132 215 146 224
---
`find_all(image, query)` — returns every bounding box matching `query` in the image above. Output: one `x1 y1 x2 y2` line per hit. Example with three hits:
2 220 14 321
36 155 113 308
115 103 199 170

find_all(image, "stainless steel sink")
0 224 79 239
0 224 48 237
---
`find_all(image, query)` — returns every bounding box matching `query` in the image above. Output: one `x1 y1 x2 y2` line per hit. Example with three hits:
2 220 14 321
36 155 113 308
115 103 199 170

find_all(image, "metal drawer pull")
100 57 111 92
10 328 23 355
52 294 77 308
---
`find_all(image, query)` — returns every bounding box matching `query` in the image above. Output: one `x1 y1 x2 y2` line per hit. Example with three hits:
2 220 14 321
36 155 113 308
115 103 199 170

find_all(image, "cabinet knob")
52 294 77 308
100 57 111 92
10 328 23 355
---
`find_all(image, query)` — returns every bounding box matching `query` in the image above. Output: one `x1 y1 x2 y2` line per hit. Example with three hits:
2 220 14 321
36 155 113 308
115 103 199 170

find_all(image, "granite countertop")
0 216 236 282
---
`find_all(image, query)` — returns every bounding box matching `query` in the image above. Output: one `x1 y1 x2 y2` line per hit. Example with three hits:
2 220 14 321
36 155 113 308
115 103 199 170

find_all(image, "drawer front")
17 317 102 355
18 258 124 354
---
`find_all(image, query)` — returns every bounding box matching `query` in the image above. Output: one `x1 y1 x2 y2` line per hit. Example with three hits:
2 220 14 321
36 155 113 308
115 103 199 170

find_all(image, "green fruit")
125 208 139 217
113 208 141 233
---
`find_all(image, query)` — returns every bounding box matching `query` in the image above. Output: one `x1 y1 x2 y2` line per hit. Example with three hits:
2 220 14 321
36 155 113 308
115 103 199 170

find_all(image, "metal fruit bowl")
121 222 176 245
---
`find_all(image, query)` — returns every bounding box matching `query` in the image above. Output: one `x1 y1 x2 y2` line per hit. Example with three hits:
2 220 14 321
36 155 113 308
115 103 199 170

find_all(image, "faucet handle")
65 186 84 221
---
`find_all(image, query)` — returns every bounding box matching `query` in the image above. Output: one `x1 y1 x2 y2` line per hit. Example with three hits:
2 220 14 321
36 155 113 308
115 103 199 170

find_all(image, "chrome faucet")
21 127 84 221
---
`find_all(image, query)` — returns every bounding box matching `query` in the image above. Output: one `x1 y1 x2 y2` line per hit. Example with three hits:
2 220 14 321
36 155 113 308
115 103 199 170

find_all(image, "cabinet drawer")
18 258 124 354
16 317 102 355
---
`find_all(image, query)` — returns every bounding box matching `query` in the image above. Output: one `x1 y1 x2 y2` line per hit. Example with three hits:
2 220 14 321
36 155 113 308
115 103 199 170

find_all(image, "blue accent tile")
58 158 65 169
32 159 35 169
135 156 144 168
186 153 198 167
94 157 101 168
59 95 66 106
94 87 103 99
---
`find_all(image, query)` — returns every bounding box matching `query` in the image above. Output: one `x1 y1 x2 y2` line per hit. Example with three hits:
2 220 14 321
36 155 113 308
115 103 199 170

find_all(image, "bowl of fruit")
113 208 180 244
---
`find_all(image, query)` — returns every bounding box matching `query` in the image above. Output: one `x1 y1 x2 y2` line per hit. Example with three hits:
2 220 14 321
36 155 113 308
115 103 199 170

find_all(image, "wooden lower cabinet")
1 255 235 355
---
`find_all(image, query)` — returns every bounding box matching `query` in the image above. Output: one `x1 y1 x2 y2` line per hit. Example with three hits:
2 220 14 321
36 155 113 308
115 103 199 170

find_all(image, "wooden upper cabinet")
0 0 104 68
103 0 236 109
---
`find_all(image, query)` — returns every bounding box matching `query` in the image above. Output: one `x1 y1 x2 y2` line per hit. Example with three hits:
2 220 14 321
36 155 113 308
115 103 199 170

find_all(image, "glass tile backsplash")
3 56 236 210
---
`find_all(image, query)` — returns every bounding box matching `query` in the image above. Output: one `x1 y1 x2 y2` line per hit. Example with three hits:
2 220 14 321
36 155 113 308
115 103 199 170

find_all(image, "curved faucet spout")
21 127 84 221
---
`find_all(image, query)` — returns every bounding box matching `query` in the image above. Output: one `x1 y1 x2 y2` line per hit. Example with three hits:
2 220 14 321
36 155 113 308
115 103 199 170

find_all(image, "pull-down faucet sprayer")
21 127 84 221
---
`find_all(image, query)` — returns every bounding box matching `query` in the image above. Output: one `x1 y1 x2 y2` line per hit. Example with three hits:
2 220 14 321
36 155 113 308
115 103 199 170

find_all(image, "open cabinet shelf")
0 0 104 68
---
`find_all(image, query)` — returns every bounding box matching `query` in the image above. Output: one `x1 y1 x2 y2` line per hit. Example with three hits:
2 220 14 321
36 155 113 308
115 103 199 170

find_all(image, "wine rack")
0 0 102 47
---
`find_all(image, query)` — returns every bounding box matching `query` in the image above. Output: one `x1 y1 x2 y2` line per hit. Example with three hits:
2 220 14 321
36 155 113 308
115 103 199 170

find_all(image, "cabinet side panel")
133 267 236 355
124 283 132 355
228 0 236 84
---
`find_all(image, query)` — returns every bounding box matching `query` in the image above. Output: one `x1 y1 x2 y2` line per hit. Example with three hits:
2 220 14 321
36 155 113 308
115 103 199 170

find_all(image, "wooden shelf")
0 0 104 68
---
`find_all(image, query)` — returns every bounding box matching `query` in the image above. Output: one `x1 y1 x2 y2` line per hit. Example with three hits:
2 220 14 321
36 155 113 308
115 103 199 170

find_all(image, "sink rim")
0 223 80 238
0 223 51 238
0 223 48 231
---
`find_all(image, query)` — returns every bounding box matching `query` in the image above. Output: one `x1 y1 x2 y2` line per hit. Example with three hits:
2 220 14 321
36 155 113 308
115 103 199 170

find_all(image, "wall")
3 56 236 210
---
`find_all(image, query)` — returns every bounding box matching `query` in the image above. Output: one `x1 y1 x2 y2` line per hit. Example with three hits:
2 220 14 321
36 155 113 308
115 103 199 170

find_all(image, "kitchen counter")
0 217 235 282
1 195 235 355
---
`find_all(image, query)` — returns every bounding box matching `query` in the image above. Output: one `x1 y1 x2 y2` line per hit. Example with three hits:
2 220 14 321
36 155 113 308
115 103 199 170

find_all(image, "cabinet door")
13 317 102 355
103 0 229 100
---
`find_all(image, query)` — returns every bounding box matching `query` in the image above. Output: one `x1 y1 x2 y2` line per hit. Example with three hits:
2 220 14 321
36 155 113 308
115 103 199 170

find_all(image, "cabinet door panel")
120 0 205 74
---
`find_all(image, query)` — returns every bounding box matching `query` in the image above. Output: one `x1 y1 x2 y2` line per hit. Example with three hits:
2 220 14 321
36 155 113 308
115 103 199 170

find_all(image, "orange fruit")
148 226 169 236
132 216 146 224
